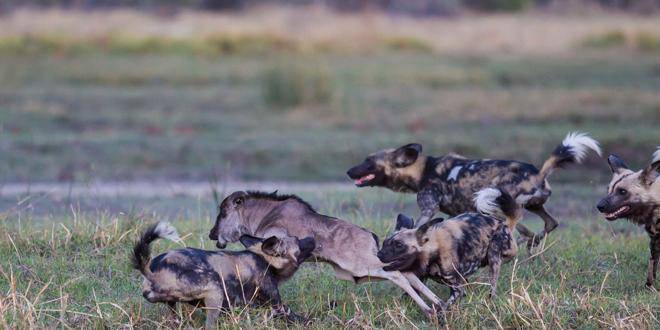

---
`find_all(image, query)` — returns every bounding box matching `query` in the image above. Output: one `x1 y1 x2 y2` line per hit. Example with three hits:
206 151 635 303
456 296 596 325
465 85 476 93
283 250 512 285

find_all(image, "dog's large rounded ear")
239 234 263 248
607 155 628 174
415 231 430 246
393 143 422 167
261 236 281 256
395 214 414 231
640 159 660 187
415 218 443 245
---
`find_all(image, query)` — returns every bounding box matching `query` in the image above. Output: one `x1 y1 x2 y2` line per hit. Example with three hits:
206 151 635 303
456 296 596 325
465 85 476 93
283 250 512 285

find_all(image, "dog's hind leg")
525 204 558 248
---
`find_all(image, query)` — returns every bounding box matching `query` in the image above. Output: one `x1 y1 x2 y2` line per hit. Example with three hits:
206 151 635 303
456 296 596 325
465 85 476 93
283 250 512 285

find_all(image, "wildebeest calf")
597 148 660 288
347 132 601 248
209 191 445 317
132 222 315 328
377 188 520 307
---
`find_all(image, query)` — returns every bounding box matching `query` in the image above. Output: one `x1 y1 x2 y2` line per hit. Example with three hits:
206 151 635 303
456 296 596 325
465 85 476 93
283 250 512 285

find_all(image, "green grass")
0 187 658 328
1 52 659 183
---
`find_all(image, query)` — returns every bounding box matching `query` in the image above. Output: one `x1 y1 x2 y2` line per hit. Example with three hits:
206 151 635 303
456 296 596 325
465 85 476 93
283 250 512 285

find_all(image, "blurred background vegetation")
0 2 658 185
2 0 660 14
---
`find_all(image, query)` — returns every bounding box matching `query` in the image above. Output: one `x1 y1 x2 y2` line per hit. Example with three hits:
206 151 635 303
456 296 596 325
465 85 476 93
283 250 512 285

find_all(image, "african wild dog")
377 188 520 307
347 132 601 248
132 222 315 328
208 191 445 317
597 149 660 288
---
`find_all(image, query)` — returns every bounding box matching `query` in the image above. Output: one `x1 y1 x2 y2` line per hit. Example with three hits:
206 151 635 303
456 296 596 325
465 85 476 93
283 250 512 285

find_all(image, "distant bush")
580 30 626 49
382 37 433 53
635 32 660 52
205 34 297 54
463 0 531 11
261 63 333 109
0 33 298 56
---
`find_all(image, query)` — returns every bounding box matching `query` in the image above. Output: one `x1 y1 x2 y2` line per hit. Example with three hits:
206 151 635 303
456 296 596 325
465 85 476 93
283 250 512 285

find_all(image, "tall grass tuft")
261 62 333 109
580 30 627 49
635 32 660 52
382 36 433 53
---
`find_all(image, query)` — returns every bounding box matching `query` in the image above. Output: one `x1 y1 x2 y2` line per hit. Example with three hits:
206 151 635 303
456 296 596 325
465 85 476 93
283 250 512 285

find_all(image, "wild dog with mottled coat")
132 222 315 328
377 188 520 307
209 191 445 317
347 132 601 247
597 148 660 288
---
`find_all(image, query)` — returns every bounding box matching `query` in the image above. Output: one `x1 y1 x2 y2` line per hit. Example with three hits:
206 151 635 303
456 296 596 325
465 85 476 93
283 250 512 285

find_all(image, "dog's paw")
526 234 545 250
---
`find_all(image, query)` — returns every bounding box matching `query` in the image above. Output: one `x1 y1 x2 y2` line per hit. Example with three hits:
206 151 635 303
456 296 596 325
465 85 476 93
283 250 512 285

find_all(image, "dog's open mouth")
354 174 375 186
382 255 416 272
605 205 630 220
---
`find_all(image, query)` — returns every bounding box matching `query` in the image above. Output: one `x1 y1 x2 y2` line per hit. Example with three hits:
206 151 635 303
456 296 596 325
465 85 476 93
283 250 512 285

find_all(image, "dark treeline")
1 0 659 14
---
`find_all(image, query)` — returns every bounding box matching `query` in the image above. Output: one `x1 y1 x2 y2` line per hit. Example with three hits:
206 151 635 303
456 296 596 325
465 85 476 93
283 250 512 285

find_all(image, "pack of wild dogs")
131 132 660 327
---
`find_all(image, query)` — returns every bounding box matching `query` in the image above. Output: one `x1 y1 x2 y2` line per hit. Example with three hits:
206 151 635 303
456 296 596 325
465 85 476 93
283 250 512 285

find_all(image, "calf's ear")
239 234 263 248
261 236 281 256
395 214 415 231
607 155 628 174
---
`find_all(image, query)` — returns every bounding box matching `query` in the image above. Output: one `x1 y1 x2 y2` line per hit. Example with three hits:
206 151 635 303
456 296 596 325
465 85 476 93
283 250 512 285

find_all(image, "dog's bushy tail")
131 222 181 278
538 132 601 181
474 188 521 230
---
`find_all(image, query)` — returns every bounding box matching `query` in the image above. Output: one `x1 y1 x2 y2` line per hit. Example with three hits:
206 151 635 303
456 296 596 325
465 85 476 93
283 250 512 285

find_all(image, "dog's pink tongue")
355 174 374 185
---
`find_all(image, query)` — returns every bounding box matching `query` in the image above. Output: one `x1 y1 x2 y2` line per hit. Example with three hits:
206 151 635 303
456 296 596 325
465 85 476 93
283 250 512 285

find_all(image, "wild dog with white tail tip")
597 148 660 288
347 132 601 248
377 188 521 308
132 222 315 328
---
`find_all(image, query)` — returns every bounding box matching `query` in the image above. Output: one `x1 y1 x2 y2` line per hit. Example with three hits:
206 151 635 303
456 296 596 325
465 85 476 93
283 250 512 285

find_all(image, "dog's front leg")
267 286 309 324
203 295 223 330
647 234 659 289
416 189 440 227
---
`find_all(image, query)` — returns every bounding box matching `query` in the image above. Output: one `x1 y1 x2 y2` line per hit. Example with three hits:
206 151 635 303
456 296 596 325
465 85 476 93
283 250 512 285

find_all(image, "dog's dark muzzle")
596 199 608 213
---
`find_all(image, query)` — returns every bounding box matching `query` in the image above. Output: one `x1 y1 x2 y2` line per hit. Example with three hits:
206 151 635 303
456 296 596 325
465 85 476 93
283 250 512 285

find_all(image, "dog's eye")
365 159 375 169
617 188 628 196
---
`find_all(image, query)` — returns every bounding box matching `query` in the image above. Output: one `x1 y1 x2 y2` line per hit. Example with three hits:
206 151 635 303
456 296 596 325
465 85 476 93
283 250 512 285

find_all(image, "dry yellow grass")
1 6 659 54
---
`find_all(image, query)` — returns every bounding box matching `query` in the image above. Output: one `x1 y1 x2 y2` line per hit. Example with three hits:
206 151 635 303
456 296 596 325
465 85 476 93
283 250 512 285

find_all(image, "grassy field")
2 51 659 183
1 186 659 329
1 8 659 329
